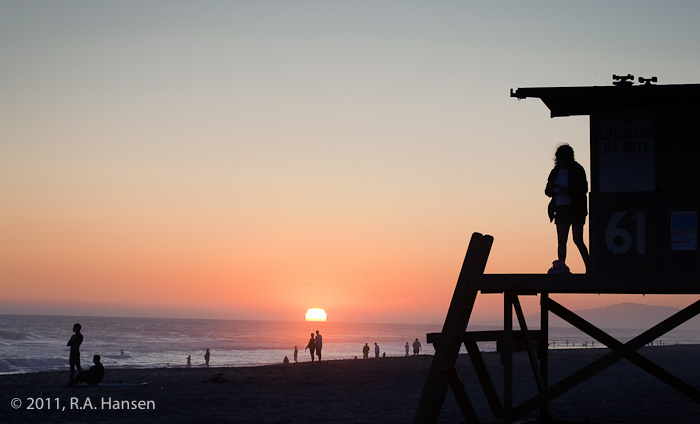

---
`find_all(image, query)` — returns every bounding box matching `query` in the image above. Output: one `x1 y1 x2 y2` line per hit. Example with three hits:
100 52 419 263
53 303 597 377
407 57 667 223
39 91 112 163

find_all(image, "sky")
2 1 700 324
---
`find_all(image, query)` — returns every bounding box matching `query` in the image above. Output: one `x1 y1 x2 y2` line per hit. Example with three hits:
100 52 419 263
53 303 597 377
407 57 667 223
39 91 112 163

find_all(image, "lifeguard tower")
414 76 700 423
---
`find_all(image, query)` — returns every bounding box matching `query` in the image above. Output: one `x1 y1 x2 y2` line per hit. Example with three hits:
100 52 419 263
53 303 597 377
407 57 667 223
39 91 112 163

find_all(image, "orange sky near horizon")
3 2 700 325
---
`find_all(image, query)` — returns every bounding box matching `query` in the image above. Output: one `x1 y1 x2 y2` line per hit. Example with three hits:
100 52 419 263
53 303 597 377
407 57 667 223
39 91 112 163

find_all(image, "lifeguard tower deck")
414 76 700 423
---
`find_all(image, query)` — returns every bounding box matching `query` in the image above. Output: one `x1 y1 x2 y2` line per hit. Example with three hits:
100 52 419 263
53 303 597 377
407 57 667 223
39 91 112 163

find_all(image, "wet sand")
2 345 699 423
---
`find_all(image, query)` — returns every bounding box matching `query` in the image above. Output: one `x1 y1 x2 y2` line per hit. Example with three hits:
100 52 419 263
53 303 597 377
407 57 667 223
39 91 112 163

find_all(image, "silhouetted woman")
545 144 590 272
304 333 316 362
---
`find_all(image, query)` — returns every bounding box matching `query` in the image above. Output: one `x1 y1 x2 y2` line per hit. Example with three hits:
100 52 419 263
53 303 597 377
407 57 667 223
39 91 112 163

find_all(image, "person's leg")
556 223 570 263
572 223 589 271
69 354 80 383
69 370 85 385
69 361 76 383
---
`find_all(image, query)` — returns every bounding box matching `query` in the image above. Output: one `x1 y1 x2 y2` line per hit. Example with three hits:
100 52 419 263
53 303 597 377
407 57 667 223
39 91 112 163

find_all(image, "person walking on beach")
315 330 323 361
412 338 422 356
374 342 380 358
405 342 410 356
204 348 211 367
67 323 83 384
545 143 590 272
69 354 104 386
362 343 370 359
294 346 298 362
186 355 192 368
305 332 316 362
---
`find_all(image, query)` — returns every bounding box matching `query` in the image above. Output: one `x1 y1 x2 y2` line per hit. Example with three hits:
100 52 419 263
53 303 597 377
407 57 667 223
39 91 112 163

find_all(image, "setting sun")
305 308 327 322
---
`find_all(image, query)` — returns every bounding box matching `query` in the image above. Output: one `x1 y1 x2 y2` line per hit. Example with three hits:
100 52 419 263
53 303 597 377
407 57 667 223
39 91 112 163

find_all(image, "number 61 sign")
605 211 646 255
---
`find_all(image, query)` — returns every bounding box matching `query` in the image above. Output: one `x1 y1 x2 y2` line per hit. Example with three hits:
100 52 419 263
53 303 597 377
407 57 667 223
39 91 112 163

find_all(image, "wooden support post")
513 296 549 421
513 297 547 395
413 232 493 424
539 293 550 422
503 291 513 423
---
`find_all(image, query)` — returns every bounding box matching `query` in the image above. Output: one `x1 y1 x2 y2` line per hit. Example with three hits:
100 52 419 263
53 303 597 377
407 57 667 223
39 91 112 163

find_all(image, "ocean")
2 314 699 375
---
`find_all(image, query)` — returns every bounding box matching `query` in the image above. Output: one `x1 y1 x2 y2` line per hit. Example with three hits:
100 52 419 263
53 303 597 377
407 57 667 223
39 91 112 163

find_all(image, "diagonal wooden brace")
513 298 700 418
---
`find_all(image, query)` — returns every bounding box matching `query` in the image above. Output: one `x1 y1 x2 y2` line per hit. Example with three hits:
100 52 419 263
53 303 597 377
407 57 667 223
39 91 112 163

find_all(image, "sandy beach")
2 345 699 423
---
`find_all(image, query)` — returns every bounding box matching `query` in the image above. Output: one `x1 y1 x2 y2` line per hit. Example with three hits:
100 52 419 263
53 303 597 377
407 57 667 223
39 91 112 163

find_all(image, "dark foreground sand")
2 345 699 423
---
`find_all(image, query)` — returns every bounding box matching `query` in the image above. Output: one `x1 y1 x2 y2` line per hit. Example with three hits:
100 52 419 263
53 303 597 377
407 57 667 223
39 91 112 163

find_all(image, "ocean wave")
0 330 31 341
0 357 68 374
101 354 133 360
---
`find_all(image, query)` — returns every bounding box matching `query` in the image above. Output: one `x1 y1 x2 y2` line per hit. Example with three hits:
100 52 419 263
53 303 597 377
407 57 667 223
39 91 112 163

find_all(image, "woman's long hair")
554 143 575 167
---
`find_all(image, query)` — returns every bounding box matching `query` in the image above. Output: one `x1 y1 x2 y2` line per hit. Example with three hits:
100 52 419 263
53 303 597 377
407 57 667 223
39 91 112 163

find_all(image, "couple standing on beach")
304 330 323 361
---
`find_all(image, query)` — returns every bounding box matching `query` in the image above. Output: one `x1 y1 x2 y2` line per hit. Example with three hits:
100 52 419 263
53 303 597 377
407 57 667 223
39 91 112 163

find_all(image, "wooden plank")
426 330 542 344
464 340 503 418
474 273 700 294
413 233 493 424
449 369 479 423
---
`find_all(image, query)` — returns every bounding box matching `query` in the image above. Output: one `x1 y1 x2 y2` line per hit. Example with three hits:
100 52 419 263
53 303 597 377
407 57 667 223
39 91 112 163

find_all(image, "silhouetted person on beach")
374 342 380 358
186 355 192 368
69 355 104 385
315 330 323 361
294 346 298 362
204 348 211 367
412 338 422 355
545 143 590 272
67 323 83 383
362 343 370 359
305 333 316 361
405 342 410 356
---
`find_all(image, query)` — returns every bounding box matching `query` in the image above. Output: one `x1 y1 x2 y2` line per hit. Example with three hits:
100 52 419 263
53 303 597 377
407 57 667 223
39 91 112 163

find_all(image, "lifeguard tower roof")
511 82 700 117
